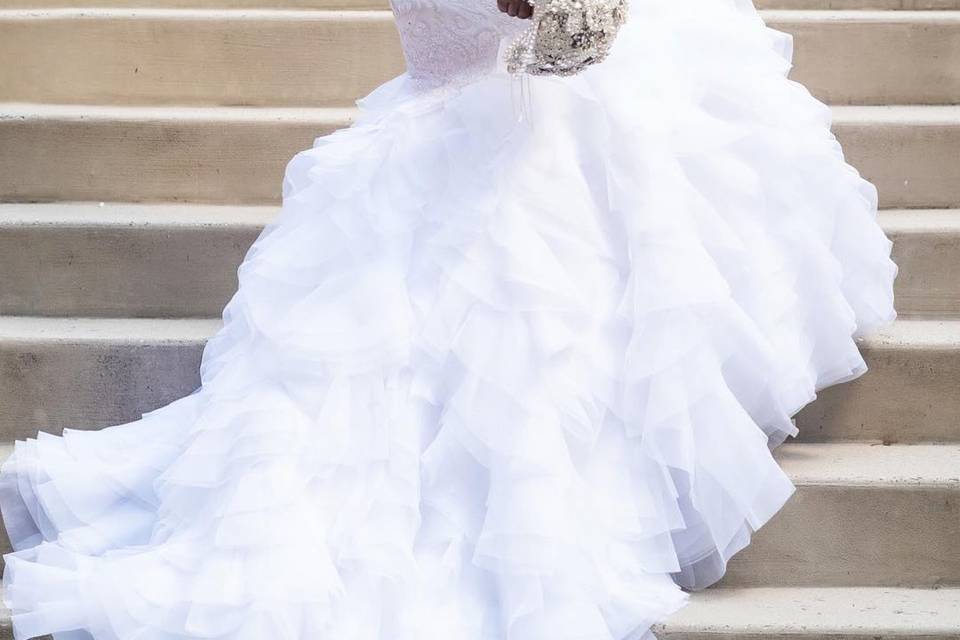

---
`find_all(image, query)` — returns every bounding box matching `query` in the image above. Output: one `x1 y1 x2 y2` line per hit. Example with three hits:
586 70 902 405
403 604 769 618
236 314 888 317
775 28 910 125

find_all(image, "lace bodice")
389 0 527 88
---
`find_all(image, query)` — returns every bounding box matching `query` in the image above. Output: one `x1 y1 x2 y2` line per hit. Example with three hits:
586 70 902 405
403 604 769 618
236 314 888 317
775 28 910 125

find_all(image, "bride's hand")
497 0 533 19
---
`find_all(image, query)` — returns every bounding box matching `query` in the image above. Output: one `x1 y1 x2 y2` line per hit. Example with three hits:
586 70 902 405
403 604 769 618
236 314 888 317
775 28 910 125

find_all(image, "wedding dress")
0 0 897 638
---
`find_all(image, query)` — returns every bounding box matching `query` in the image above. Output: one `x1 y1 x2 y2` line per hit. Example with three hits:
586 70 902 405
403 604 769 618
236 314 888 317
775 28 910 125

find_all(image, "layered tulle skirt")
0 1 896 638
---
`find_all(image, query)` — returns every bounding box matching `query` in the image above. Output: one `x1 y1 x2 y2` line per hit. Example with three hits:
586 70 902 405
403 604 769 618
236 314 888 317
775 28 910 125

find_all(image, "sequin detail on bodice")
389 0 527 87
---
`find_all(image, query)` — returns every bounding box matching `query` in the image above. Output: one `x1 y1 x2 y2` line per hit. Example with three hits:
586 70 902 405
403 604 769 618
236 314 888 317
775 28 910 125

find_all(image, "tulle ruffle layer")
0 1 896 638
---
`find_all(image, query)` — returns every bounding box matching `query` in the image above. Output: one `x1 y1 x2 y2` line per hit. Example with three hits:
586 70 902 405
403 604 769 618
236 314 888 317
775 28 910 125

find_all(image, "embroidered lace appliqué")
389 0 527 88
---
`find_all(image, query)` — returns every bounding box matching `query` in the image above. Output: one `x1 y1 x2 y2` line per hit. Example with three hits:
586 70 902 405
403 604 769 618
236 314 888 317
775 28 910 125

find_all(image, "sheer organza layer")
0 1 896 638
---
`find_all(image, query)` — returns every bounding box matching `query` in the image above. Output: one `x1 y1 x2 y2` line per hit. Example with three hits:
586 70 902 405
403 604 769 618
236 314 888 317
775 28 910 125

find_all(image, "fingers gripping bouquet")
503 0 629 76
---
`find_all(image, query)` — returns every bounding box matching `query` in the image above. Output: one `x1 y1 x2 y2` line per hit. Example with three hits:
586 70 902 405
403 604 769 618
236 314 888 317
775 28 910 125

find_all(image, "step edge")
0 316 222 343
0 7 394 20
4 103 958 124
659 586 960 635
0 202 277 228
762 8 960 21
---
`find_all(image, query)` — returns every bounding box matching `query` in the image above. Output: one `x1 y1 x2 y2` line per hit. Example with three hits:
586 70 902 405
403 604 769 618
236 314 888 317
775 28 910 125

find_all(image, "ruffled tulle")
0 0 896 638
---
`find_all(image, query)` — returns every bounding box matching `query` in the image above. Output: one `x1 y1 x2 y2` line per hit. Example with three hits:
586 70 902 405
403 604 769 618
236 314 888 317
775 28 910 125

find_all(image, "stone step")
794 320 960 443
0 104 351 204
0 205 956 322
0 9 401 108
0 416 955 587
0 316 214 440
6 0 960 9
0 203 270 317
657 587 960 639
883 209 960 319
0 306 955 439
831 106 960 210
0 315 956 441
0 587 955 640
2 10 959 106
726 442 960 587
2 104 956 208
765 11 960 104
0 321 956 586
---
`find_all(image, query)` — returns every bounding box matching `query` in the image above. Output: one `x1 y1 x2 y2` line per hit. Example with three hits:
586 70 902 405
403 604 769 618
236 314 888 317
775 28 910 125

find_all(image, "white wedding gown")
0 0 897 638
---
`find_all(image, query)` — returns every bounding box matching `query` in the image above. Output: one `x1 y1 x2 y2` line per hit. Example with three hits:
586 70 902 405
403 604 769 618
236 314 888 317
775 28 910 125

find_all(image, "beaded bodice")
389 0 527 87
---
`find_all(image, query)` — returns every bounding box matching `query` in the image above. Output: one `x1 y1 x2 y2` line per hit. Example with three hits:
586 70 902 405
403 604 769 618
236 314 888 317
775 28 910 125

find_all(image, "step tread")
0 316 955 357
3 6 960 20
776 443 960 487
764 8 960 20
1 438 948 486
6 0 959 9
5 103 957 123
0 316 220 343
831 105 960 124
0 102 357 123
761 0 960 6
880 208 960 233
0 586 954 638
760 0 960 7
659 587 960 636
0 313 955 343
0 7 394 19
860 318 960 348
3 203 957 231
0 202 275 228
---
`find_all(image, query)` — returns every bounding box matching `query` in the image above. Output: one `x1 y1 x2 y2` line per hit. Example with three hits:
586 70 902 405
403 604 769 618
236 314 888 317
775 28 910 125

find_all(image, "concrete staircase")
0 0 958 637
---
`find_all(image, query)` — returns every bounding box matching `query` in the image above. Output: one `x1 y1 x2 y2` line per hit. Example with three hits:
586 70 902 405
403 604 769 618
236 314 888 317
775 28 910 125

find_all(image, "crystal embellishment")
503 0 628 76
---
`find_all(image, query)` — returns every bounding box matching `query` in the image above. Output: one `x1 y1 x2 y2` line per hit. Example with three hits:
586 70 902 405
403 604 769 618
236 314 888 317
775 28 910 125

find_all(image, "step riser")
0 213 955 322
0 110 349 204
833 111 960 210
795 330 960 443
1 109 954 208
0 12 404 109
1 13 959 107
0 336 205 441
766 14 960 105
888 221 960 319
725 484 960 587
0 221 261 318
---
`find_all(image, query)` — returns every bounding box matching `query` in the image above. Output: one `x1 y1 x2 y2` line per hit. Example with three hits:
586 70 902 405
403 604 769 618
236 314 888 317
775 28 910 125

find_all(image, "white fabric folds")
0 1 896 638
